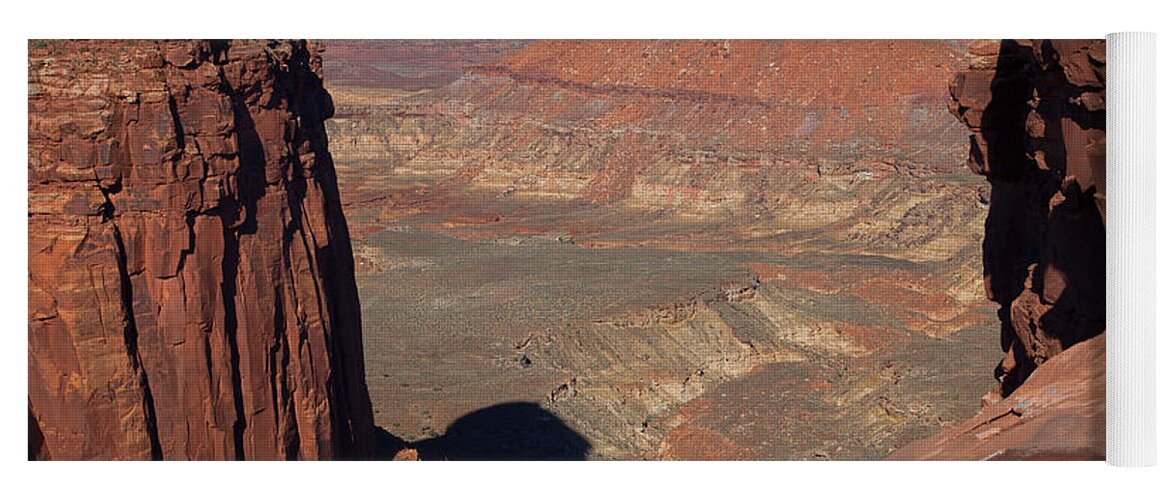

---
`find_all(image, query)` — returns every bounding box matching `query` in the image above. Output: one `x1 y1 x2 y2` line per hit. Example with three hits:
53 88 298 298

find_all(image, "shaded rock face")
948 40 1106 396
891 39 1106 460
28 40 374 460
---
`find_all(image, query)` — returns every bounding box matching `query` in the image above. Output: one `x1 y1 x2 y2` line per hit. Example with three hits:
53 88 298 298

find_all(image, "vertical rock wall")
892 39 1106 460
28 40 374 460
948 39 1106 396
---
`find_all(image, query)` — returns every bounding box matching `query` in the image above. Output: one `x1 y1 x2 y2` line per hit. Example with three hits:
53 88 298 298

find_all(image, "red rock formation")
28 40 374 460
949 39 1106 396
889 334 1104 460
892 39 1105 460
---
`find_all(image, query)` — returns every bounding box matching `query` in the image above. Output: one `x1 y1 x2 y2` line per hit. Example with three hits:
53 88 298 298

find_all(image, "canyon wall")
28 40 374 460
893 39 1106 459
949 39 1106 396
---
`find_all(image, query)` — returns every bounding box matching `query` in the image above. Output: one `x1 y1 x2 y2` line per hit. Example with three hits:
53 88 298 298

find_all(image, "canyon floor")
349 191 1003 459
323 40 1005 460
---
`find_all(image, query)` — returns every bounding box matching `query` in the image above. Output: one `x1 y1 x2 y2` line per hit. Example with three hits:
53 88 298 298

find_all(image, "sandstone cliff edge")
28 40 374 460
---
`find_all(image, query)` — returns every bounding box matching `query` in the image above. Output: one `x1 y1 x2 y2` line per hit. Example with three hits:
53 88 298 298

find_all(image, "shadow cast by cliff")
975 40 1107 397
399 402 591 460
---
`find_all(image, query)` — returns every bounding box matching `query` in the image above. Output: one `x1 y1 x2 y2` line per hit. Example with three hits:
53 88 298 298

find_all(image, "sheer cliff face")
28 40 373 460
891 39 1106 460
949 40 1106 396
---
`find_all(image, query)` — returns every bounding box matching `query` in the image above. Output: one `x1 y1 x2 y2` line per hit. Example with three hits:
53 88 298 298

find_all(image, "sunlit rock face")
28 39 373 460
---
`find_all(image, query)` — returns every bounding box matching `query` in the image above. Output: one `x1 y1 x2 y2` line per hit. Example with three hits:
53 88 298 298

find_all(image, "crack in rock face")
892 39 1106 461
28 39 374 460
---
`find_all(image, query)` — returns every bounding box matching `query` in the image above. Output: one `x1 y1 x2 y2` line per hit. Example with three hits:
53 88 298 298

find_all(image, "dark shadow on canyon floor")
382 402 590 460
372 425 411 460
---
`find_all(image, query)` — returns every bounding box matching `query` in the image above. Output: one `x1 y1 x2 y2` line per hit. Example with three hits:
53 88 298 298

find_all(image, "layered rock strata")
327 40 975 221
28 39 374 460
323 40 1008 459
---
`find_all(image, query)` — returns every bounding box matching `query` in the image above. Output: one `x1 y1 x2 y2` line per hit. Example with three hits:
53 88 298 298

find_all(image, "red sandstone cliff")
892 39 1106 460
28 40 374 460
951 39 1106 396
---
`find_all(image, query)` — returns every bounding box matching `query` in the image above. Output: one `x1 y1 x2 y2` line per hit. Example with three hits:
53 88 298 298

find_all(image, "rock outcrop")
948 39 1106 396
892 39 1105 460
28 40 374 460
889 334 1104 460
